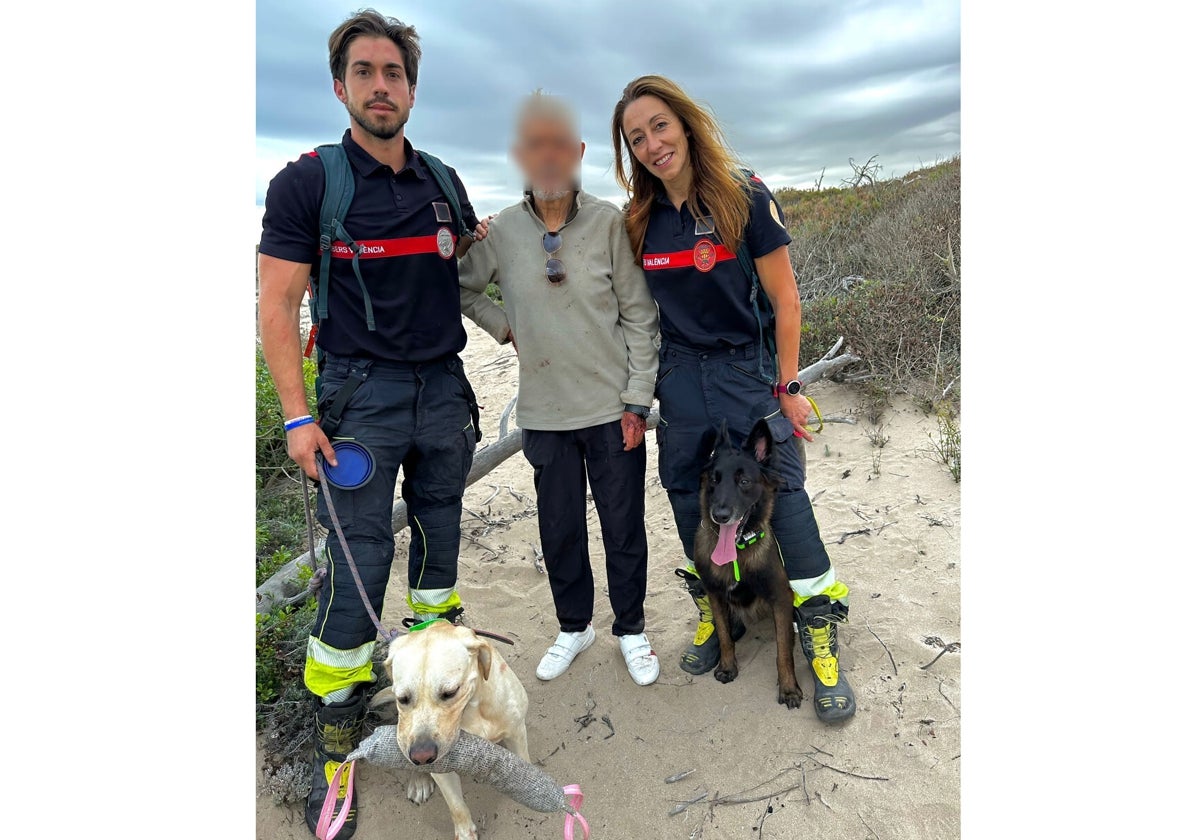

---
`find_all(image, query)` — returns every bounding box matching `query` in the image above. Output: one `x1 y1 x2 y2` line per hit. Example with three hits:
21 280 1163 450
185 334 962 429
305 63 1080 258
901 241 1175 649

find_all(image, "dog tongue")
711 523 739 566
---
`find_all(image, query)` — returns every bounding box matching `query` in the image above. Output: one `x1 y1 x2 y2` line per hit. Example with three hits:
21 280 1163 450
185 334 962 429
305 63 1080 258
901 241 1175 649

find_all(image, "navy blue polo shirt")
259 130 480 362
640 174 790 350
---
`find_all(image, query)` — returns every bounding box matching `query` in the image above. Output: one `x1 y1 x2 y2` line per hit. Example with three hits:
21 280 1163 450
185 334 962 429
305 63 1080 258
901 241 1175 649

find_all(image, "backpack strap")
415 149 472 239
734 169 779 385
308 147 466 355
314 145 376 335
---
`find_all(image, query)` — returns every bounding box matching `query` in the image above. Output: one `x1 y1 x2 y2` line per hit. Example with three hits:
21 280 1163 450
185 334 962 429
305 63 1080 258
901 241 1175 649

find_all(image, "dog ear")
746 418 774 463
457 629 494 681
471 637 494 681
699 425 721 461
718 419 733 451
383 646 396 682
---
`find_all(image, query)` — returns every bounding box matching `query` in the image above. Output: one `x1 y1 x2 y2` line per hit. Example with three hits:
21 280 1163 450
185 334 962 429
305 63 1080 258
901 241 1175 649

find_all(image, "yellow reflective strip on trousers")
822 580 850 604
793 579 851 608
304 636 375 698
407 589 462 614
305 657 374 698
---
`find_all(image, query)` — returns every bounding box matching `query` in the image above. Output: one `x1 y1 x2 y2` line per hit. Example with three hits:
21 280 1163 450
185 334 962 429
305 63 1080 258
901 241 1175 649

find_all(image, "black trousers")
311 353 477 654
522 419 649 636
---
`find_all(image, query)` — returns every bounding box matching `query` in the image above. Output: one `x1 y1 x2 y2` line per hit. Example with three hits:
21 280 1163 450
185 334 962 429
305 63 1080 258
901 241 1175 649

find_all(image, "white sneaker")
619 633 660 686
536 625 596 680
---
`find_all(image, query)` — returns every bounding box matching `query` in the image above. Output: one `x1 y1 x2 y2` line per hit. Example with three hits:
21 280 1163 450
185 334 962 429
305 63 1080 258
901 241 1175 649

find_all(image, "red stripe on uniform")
326 235 452 260
641 244 736 271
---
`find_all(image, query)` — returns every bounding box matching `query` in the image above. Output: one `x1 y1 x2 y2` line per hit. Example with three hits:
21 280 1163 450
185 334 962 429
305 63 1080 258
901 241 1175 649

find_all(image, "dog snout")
408 739 439 765
710 504 736 525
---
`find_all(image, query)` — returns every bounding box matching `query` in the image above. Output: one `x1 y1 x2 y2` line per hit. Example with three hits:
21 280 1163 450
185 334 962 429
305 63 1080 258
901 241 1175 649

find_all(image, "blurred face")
514 115 584 201
334 36 415 141
621 94 690 184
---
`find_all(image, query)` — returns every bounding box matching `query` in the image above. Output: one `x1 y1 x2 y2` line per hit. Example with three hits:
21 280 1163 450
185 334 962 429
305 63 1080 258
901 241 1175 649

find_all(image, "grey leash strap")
301 476 326 594
315 464 401 642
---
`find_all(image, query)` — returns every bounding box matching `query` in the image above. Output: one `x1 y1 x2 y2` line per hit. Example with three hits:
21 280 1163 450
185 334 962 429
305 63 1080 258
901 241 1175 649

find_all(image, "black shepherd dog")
694 419 803 708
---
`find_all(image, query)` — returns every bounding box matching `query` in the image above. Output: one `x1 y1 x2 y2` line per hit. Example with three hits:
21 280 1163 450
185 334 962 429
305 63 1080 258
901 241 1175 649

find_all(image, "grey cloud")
256 0 959 211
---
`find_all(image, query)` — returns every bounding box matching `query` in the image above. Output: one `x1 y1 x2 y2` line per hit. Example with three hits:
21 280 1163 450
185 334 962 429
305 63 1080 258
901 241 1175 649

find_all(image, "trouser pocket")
446 357 483 443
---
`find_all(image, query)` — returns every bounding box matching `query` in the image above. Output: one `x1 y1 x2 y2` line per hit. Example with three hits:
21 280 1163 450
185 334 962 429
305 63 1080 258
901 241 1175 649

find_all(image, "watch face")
787 381 802 396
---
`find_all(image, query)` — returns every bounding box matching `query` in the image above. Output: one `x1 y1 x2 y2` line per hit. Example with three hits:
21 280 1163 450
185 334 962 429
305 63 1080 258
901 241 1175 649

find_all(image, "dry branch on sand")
665 751 888 818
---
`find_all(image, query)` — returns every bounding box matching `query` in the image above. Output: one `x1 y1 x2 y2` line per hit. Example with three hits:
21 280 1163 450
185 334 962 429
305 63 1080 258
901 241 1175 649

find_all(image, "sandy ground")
257 320 961 839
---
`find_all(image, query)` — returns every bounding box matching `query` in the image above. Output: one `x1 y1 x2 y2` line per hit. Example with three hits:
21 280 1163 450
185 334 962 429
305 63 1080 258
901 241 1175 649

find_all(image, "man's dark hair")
328 8 421 86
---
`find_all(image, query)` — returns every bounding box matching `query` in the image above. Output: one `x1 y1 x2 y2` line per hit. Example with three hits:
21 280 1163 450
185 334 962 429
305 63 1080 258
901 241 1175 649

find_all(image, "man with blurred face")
460 93 662 686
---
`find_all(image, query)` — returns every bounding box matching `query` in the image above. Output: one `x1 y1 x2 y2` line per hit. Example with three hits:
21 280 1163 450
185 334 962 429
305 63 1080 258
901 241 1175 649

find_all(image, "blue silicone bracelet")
284 415 314 432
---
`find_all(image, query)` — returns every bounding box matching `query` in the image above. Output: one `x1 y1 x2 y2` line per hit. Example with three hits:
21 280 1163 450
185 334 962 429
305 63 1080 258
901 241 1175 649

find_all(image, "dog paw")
778 685 804 709
714 663 738 683
453 823 478 840
406 772 435 805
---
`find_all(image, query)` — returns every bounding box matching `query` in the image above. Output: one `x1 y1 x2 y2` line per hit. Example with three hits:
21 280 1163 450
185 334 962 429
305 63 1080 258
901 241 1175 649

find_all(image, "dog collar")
731 530 767 584
401 617 518 646
735 530 766 550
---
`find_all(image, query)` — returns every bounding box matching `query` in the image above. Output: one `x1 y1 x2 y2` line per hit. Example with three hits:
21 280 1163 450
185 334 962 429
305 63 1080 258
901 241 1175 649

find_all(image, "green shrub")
927 404 962 483
255 346 319 576
802 276 959 391
256 600 316 707
786 158 961 401
256 345 323 787
256 347 318 494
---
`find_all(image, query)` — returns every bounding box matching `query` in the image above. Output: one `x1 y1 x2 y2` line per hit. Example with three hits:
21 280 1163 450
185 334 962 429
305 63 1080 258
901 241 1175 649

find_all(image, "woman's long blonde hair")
611 74 751 257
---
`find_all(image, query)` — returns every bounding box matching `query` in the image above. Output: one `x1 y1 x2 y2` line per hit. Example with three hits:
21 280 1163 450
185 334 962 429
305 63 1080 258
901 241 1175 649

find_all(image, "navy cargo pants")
305 352 478 700
655 342 846 605
522 420 649 636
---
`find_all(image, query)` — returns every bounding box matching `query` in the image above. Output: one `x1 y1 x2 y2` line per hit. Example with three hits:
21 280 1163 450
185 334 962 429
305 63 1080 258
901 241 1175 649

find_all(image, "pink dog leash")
314 760 356 840
562 784 590 840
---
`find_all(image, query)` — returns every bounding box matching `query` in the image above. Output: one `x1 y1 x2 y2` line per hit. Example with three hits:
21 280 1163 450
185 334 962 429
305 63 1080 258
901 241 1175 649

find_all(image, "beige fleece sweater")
459 191 659 431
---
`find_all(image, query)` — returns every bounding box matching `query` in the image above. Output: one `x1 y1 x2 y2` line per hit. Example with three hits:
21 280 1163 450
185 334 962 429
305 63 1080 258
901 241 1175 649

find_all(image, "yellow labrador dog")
381 621 530 840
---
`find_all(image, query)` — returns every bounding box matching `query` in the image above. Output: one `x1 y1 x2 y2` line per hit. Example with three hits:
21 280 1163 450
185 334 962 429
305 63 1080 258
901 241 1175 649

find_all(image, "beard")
532 186 572 202
347 97 408 140
530 174 578 203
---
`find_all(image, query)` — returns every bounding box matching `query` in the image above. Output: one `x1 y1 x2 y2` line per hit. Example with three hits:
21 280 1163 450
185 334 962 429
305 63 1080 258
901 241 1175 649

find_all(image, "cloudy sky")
256 0 959 227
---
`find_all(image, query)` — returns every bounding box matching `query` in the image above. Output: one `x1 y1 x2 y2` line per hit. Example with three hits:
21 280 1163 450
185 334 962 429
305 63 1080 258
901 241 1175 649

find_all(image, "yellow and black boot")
675 568 745 675
304 689 366 837
795 595 856 722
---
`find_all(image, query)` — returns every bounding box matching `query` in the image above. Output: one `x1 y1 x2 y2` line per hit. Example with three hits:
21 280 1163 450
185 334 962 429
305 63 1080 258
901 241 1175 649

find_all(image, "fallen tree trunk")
797 336 862 385
255 338 860 613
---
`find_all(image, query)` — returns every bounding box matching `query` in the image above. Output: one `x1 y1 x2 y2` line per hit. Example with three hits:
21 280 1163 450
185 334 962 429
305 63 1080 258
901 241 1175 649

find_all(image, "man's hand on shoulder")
456 214 495 258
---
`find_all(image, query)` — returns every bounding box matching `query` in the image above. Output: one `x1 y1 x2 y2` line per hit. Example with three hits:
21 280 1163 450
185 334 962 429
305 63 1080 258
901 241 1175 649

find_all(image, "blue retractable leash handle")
319 440 376 490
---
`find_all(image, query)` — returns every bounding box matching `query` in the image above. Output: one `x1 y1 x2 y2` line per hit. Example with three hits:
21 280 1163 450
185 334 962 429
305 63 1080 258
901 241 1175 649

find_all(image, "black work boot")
304 689 366 837
675 568 745 675
795 595 856 722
